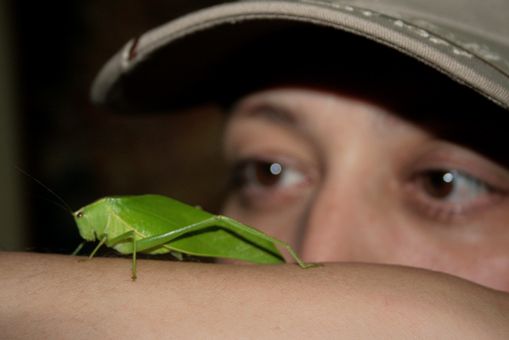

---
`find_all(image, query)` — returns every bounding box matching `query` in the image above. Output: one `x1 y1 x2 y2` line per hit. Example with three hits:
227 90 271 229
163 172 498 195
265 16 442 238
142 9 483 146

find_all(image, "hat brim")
91 1 509 112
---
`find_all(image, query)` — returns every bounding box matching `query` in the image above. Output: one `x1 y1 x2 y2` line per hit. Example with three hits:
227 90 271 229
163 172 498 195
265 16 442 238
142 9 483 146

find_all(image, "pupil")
423 170 455 198
255 161 283 186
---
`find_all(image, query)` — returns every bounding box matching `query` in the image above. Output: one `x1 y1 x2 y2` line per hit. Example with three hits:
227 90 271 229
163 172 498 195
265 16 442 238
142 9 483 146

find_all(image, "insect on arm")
72 195 317 280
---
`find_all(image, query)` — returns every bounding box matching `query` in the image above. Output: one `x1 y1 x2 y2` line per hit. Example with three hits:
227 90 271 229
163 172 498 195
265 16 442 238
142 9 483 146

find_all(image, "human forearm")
1 252 508 339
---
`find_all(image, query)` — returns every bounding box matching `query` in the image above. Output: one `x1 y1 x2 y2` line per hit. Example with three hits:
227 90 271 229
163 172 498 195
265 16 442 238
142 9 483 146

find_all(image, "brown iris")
253 161 283 186
421 170 456 198
233 160 283 188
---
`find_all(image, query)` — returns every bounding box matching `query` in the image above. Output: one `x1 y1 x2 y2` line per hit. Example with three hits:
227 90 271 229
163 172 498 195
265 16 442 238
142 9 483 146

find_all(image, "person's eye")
232 159 306 189
408 169 505 220
229 158 310 206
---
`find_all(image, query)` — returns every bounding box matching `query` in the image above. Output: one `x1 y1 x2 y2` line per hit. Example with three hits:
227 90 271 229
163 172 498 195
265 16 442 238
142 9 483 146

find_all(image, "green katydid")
72 194 315 279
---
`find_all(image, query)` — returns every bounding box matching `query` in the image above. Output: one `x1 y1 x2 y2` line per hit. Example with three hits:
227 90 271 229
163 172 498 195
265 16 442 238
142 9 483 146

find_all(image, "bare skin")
222 88 509 291
3 89 508 338
1 252 509 339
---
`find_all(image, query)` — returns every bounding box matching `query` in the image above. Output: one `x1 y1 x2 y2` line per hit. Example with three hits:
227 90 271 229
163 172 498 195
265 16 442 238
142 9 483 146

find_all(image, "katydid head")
73 200 108 241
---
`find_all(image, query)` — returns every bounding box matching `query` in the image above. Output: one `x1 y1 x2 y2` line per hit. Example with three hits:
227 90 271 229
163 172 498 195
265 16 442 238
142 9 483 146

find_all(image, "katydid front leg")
80 231 139 280
104 231 137 279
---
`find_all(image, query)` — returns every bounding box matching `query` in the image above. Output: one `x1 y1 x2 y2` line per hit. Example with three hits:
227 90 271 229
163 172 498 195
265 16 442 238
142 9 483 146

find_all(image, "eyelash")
407 168 504 221
230 158 308 203
229 158 506 222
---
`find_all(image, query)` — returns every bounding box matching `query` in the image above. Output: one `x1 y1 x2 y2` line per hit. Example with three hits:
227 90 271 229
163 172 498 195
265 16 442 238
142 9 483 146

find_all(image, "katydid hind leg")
134 216 316 268
215 216 318 269
134 222 212 252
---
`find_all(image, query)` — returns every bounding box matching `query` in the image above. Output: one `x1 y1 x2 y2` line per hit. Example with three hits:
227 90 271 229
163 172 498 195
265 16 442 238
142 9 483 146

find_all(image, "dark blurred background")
0 1 233 253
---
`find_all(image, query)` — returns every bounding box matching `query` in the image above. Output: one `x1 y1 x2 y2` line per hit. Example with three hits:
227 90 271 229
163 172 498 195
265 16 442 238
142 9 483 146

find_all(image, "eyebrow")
231 101 301 128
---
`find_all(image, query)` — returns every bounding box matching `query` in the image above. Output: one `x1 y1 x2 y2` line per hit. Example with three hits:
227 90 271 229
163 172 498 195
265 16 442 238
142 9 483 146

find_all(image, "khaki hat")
91 0 509 112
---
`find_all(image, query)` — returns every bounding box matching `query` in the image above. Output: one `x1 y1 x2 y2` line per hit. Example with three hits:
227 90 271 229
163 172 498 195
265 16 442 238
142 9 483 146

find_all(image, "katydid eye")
76 211 84 218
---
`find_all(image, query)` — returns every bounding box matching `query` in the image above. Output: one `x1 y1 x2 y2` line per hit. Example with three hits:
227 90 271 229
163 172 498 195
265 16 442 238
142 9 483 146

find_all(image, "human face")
221 87 509 292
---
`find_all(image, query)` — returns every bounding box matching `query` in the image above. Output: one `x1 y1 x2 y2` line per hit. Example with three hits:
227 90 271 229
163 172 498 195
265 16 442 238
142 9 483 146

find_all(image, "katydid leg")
135 216 316 268
89 236 107 259
214 216 317 269
71 241 86 256
105 231 137 280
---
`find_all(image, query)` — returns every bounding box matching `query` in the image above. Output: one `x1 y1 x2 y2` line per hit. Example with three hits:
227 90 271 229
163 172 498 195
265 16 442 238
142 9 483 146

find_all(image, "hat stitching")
300 0 507 76
98 1 508 110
